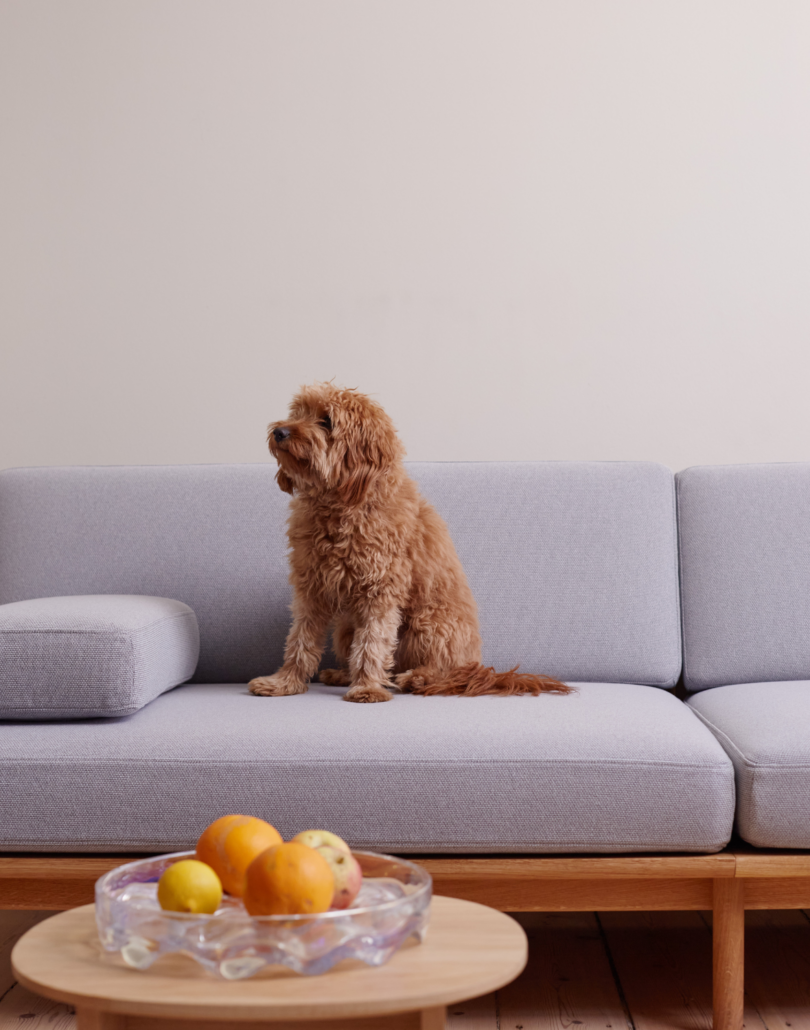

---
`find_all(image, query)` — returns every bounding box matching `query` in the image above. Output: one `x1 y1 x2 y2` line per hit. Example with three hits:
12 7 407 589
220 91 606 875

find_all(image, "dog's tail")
397 662 573 697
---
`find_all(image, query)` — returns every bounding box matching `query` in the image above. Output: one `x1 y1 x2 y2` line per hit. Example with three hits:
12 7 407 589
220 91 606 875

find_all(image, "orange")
195 814 283 897
243 841 335 916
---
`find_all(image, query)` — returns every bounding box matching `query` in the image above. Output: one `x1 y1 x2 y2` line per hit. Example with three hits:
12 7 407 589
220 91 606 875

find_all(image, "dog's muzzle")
273 427 291 443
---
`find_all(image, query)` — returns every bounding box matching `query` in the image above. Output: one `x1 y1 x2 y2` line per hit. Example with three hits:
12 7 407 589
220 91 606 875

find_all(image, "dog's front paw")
343 684 393 704
249 674 309 697
319 668 352 687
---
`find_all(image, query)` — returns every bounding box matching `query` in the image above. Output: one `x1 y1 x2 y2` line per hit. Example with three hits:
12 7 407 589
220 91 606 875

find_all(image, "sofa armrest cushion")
0 595 200 719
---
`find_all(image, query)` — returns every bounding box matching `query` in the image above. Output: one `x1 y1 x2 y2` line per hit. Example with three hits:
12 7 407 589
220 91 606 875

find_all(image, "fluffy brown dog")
248 384 572 703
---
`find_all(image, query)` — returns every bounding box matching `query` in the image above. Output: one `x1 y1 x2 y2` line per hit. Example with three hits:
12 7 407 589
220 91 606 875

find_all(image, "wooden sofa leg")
713 878 744 1030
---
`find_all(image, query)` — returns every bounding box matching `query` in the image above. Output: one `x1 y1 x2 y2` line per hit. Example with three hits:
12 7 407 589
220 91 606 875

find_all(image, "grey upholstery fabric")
678 463 810 691
688 682 810 848
0 682 733 853
0 462 681 686
409 462 681 686
0 466 289 684
0 595 199 719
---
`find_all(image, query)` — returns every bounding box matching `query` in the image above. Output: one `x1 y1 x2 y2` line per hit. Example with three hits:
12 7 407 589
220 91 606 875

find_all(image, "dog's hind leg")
394 666 434 691
393 610 479 693
319 616 354 686
393 620 570 697
319 668 351 686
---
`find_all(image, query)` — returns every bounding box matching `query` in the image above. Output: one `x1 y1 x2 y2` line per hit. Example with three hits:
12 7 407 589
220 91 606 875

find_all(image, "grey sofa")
1 454 796 858
0 460 808 858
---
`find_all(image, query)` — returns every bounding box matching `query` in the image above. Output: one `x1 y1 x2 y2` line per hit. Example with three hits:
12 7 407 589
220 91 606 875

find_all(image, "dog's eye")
319 414 332 432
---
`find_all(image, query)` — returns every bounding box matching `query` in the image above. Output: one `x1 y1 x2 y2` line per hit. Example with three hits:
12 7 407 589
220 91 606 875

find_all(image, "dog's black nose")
273 427 291 443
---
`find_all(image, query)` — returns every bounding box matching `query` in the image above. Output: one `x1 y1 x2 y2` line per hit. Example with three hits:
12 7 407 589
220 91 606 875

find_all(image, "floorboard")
599 911 714 1030
0 983 75 1029
1 909 809 1030
599 911 767 1030
0 910 75 1029
447 989 499 1030
743 910 810 1030
0 912 57 999
499 913 630 1030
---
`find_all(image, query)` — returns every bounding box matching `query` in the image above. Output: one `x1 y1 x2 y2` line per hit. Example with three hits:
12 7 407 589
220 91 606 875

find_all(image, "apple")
316 844 363 909
291 829 351 855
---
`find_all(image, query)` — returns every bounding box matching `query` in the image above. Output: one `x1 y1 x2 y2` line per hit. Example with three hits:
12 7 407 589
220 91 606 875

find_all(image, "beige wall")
2 1 810 473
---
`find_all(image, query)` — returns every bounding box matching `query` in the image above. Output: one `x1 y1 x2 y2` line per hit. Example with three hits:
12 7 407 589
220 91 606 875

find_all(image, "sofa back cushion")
0 462 681 686
409 462 680 686
0 465 287 684
677 463 810 691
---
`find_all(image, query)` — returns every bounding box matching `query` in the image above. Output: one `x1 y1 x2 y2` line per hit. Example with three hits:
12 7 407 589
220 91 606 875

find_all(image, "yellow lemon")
157 859 223 914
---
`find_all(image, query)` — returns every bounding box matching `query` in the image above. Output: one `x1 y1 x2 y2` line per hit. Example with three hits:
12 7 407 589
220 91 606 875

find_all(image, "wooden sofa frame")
3 845 808 1030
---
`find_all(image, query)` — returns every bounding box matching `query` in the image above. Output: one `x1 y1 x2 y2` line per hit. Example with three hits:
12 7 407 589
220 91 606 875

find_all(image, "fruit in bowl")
243 841 335 916
157 859 223 914
291 828 363 908
291 828 351 854
196 814 282 897
317 845 364 909
159 816 365 917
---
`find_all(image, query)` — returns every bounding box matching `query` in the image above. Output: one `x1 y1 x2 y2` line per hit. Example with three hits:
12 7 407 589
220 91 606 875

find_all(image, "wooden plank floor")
1 909 810 1029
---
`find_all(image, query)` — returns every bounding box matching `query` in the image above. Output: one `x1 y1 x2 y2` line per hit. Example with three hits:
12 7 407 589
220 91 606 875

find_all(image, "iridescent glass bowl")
95 850 432 980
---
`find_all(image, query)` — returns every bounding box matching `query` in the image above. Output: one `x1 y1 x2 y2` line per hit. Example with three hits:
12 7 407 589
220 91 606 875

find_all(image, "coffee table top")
12 895 527 1023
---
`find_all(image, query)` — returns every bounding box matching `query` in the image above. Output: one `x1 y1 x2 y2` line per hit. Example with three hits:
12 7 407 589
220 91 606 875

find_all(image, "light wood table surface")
11 894 527 1030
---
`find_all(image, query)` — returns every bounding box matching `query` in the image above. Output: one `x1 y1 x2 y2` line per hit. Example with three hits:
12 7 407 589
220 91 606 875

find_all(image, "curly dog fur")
248 383 572 703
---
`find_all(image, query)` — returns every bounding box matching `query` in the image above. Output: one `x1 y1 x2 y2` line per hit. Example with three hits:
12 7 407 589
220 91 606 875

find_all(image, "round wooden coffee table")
12 894 526 1030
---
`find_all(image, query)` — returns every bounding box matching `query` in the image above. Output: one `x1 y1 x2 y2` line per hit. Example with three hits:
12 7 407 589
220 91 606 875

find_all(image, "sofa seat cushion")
0 683 733 853
688 681 810 848
0 595 199 719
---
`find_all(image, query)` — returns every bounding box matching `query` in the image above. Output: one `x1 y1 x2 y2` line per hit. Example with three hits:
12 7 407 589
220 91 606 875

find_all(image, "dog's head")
267 384 404 504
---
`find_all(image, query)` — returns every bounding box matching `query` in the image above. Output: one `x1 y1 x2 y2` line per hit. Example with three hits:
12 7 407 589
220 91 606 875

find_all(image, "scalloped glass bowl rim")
97 849 432 923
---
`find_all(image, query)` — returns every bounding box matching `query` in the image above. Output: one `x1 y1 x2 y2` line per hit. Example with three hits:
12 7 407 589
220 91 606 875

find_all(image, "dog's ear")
275 468 294 494
338 436 399 506
334 394 402 505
